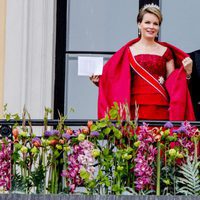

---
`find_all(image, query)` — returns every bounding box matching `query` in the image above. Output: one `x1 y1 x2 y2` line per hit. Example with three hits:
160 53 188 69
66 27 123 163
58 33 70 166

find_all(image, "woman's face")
138 13 160 40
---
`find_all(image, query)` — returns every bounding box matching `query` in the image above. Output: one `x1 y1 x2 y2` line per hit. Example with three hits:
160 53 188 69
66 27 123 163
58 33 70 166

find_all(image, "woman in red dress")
90 4 195 121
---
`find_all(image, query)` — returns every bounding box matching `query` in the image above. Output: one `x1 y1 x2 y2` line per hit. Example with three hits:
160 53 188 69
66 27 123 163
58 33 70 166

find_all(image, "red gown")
130 48 173 120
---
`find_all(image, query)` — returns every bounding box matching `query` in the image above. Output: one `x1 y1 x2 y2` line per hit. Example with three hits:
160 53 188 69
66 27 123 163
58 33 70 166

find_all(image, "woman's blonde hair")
137 4 163 25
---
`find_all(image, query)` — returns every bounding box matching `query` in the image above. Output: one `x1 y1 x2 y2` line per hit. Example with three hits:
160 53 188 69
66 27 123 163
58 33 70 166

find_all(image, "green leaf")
176 158 200 195
53 149 60 158
109 109 118 119
90 124 98 131
103 127 111 135
98 132 104 140
30 164 46 193
5 114 11 121
167 136 177 142
113 128 122 139
97 170 103 179
97 121 108 128
80 168 90 181
103 148 110 156
12 151 21 162
12 113 21 121
87 180 96 188
111 184 123 194
105 177 111 187
113 102 119 109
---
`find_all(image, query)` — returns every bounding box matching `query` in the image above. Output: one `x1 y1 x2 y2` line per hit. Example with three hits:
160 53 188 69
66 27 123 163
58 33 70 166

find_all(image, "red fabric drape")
98 38 195 121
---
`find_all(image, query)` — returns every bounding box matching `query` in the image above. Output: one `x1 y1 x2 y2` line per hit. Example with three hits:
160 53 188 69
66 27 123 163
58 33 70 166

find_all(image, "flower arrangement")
0 103 200 195
0 138 12 192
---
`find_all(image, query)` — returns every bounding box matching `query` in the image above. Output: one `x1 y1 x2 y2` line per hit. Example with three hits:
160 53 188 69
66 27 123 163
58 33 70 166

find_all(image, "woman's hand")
182 57 193 78
89 75 100 86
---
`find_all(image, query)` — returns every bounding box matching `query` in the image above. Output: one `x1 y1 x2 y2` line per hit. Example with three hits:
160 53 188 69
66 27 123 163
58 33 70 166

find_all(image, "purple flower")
90 131 100 137
32 137 42 147
44 130 53 137
61 170 68 177
69 169 77 178
0 140 12 190
32 137 40 142
134 123 156 191
69 184 76 193
185 141 194 149
164 121 173 129
135 176 151 190
75 176 82 185
180 121 198 137
68 155 78 165
172 129 179 134
62 139 95 192
79 140 94 150
177 126 188 134
147 145 157 163
44 130 60 137
134 161 153 177
73 130 80 137
134 153 145 164
62 133 71 140
73 144 82 154
138 131 154 143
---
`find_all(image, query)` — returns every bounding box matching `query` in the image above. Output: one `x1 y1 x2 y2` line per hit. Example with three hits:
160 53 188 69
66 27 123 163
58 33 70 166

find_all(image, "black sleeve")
188 49 200 120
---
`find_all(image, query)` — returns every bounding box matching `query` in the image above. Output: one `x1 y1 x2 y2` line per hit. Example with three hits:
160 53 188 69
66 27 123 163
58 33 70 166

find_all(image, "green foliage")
176 158 200 195
30 164 46 194
1 102 200 196
11 173 30 193
160 165 177 195
3 103 21 127
81 102 137 195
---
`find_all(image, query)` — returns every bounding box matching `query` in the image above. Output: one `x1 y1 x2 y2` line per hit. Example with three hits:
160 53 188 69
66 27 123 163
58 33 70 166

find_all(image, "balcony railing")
1 119 200 136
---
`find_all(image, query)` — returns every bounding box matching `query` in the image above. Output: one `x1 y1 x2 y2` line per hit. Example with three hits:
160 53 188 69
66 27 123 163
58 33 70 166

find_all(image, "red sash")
128 49 169 102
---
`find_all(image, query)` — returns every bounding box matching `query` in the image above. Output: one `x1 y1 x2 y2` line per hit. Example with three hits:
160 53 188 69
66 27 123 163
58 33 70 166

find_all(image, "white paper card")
78 56 103 76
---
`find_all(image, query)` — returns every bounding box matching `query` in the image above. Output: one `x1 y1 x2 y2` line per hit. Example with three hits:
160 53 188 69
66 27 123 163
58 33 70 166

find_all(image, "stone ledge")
0 195 199 200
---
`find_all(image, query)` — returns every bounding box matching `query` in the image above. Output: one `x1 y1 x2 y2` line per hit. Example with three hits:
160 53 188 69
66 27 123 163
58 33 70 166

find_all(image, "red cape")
98 38 195 121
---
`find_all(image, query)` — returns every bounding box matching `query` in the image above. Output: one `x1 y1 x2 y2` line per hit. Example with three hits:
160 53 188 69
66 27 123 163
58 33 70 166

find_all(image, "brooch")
158 76 165 85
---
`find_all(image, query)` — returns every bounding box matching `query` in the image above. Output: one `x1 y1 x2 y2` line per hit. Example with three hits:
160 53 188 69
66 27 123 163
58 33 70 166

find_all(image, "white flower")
158 76 165 85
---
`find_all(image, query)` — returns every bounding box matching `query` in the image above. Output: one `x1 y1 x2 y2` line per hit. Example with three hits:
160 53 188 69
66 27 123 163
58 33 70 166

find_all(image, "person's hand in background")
89 74 100 86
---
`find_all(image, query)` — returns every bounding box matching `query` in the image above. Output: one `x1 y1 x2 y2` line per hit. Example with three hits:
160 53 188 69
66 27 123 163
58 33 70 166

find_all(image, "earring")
155 33 159 41
138 29 141 36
